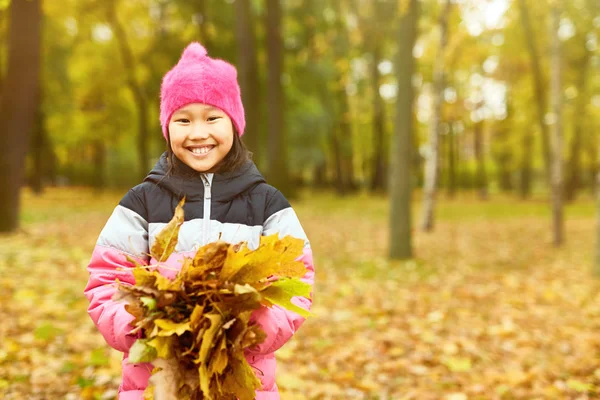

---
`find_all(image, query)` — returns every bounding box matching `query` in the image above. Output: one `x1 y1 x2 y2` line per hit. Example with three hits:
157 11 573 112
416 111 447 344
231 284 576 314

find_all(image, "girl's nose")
189 123 210 139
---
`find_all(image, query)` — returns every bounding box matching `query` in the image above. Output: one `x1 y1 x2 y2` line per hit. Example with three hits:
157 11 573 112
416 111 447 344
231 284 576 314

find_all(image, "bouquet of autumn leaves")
112 199 311 400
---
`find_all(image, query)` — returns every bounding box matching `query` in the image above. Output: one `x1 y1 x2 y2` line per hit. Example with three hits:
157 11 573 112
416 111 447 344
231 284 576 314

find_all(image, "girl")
84 42 314 400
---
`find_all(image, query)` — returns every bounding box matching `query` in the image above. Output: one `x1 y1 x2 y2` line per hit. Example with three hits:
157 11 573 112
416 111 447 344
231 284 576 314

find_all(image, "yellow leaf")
197 313 223 366
192 240 229 270
147 336 175 359
208 335 228 375
190 304 205 330
151 197 185 262
154 319 191 336
222 354 261 400
220 244 253 282
221 235 306 284
199 363 211 399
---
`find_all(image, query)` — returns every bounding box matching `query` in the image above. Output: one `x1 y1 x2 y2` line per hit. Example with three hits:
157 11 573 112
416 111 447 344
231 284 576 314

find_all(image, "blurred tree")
421 0 452 231
492 94 515 192
235 0 261 164
330 0 357 195
563 0 596 202
473 117 488 200
105 0 150 181
29 89 51 194
0 0 42 232
353 0 395 193
596 143 600 275
265 0 293 197
390 0 419 260
517 0 551 195
550 0 564 247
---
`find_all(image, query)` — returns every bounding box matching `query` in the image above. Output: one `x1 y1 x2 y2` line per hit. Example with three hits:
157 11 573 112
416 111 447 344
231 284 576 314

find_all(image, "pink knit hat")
159 42 245 139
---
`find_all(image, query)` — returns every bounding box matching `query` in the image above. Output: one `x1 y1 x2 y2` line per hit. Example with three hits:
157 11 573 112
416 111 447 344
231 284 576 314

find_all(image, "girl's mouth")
187 145 215 156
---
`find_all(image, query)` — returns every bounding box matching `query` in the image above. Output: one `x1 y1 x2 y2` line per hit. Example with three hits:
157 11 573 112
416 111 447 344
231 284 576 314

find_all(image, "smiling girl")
83 42 314 400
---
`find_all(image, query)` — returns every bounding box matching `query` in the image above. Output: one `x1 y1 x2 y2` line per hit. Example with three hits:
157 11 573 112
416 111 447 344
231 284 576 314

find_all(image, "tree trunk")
421 0 451 231
92 139 106 190
447 121 457 198
519 131 533 198
494 96 514 192
0 9 4 93
313 161 327 188
30 100 45 195
331 0 356 195
335 83 356 194
107 0 149 181
370 45 387 192
265 0 293 197
565 50 590 202
0 0 41 232
518 0 551 186
595 142 600 276
235 0 261 164
550 3 564 247
474 120 488 200
390 0 419 260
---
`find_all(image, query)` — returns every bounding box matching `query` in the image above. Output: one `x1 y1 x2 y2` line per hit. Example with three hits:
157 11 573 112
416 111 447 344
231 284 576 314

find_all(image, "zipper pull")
202 174 211 199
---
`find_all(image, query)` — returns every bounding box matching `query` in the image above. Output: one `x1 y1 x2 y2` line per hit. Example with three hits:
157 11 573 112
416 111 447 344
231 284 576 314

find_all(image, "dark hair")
165 129 252 176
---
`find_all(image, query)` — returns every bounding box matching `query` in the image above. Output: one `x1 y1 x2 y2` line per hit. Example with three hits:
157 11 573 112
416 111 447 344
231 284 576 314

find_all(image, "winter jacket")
84 152 314 399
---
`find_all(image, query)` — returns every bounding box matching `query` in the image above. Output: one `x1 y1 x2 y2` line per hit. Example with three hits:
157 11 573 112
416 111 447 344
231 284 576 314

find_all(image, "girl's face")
168 103 234 173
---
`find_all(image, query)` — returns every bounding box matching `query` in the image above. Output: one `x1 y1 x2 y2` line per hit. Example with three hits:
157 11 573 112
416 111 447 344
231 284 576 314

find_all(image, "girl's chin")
185 157 219 173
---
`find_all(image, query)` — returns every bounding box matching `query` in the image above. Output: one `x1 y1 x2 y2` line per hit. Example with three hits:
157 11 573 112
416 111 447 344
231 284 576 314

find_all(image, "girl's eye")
207 116 221 122
176 118 190 123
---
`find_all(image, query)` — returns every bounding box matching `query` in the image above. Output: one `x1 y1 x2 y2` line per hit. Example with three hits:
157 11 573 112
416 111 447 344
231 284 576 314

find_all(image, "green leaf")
151 197 185 262
89 348 109 366
261 278 312 318
567 379 594 393
34 322 64 341
140 297 157 310
442 357 472 372
128 339 158 363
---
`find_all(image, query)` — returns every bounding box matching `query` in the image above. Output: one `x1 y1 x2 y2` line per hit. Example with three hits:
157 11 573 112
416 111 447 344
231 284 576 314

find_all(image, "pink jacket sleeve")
249 205 315 355
84 201 149 353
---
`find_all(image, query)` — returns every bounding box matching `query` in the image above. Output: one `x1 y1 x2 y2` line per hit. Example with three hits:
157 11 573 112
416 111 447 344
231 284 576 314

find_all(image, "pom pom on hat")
180 42 208 62
159 42 245 139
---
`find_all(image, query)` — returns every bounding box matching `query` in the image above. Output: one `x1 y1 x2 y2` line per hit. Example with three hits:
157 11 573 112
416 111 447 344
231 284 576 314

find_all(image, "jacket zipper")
201 174 212 245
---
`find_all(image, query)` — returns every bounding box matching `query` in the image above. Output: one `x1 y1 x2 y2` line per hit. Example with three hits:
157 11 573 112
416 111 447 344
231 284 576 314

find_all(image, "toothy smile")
187 146 215 155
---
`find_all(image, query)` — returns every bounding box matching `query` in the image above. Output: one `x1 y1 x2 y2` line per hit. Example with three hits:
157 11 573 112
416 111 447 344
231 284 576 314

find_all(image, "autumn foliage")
113 198 311 399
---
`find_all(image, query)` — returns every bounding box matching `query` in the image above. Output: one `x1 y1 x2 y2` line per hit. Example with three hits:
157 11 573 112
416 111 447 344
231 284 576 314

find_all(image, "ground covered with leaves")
1 188 599 399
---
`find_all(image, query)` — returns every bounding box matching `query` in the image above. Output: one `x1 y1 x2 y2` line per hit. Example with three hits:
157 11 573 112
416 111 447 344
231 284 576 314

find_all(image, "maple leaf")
220 234 307 285
154 319 191 336
151 197 185 262
261 278 312 318
223 354 262 400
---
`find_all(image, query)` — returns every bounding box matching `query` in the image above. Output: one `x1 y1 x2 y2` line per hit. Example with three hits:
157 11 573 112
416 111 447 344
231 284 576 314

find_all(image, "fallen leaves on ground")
1 188 600 399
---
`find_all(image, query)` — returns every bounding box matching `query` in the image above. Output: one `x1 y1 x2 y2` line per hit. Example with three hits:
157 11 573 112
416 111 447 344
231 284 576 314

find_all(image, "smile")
187 145 215 155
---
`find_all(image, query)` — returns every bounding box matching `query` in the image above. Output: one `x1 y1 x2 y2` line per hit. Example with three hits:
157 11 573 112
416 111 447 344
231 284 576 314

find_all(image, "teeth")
191 147 212 154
